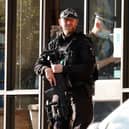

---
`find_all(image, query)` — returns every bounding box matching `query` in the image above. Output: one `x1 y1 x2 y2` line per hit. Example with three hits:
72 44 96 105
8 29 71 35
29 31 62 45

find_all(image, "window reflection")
15 95 38 129
0 0 5 90
0 96 3 129
16 0 40 89
89 0 121 79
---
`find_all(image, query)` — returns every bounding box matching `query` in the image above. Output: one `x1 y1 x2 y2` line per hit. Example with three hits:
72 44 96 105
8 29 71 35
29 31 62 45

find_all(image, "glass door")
0 0 5 129
3 0 41 129
85 0 122 122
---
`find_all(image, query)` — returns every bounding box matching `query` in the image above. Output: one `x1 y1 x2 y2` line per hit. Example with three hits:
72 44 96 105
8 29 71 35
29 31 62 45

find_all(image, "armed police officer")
34 8 97 129
89 12 120 79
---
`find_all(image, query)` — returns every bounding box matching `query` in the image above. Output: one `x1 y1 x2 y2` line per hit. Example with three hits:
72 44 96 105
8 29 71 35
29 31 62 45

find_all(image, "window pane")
15 95 38 129
0 96 3 129
89 0 121 79
0 0 5 90
16 0 40 89
0 95 3 108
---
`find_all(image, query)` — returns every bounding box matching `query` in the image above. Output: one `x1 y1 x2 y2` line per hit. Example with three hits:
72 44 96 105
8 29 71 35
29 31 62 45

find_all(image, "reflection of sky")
113 28 121 58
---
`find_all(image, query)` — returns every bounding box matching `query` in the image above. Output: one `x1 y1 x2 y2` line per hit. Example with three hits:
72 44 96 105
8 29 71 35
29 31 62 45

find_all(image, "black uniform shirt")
34 32 95 86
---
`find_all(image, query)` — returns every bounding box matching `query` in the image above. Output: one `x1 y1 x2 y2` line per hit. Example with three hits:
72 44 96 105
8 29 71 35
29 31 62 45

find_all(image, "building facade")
0 0 129 129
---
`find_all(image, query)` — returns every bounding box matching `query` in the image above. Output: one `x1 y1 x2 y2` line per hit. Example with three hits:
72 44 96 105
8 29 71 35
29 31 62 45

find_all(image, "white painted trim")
6 89 39 95
93 80 121 101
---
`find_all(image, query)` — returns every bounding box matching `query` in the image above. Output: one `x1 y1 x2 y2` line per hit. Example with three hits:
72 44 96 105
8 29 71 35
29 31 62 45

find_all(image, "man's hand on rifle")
44 64 63 86
44 67 56 86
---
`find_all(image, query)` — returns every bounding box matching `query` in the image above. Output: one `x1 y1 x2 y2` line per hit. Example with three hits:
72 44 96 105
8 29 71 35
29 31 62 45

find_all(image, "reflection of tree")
21 68 36 89
16 0 40 89
50 25 62 39
0 16 5 32
0 1 5 32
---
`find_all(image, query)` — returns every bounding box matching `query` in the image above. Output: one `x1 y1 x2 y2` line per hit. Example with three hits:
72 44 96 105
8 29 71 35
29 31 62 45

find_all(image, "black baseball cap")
60 8 78 19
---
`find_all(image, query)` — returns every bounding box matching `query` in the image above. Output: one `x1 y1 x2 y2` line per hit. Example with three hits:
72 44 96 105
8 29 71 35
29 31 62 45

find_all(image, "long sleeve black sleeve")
63 39 95 82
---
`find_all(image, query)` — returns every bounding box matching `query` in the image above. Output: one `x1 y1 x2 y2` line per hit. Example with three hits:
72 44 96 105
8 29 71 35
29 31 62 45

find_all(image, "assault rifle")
43 49 70 129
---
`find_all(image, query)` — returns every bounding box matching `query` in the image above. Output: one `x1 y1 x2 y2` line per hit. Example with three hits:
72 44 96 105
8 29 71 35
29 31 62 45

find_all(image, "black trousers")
45 85 93 129
69 87 93 129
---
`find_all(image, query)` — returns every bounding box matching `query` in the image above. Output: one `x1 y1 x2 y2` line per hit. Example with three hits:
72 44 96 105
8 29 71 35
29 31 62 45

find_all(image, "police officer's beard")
64 27 76 36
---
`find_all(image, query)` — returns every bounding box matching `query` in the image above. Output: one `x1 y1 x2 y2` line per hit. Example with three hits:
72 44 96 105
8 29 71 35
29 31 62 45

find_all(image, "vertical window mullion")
38 0 46 129
84 0 90 34
4 0 17 129
122 0 129 102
